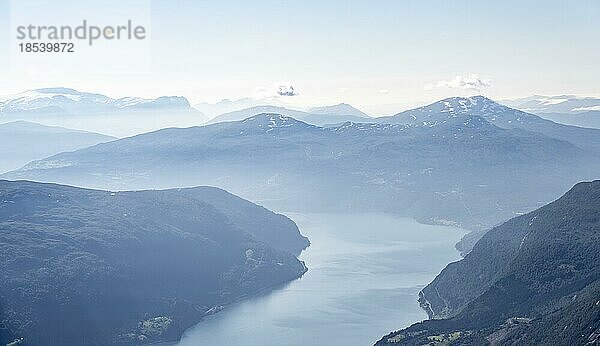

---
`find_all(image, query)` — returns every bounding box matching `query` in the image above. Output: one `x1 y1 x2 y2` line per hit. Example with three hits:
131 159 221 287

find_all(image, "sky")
0 0 599 115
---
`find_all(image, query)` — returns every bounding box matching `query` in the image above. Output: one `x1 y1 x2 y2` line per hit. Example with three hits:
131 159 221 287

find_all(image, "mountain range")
4 96 599 236
0 88 208 137
194 96 371 119
194 97 286 119
502 95 600 114
502 95 600 129
377 95 600 152
376 180 600 345
0 180 308 345
0 88 378 135
208 103 371 126
308 103 370 118
2 91 599 346
0 121 115 174
532 111 600 130
0 88 203 117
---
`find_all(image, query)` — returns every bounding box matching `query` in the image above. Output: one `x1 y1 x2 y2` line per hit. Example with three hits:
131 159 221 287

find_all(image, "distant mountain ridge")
194 98 284 119
378 95 551 130
308 103 370 118
502 95 600 114
194 98 370 120
0 120 115 174
0 88 200 116
5 98 600 231
209 104 370 126
535 111 600 129
501 95 600 129
376 180 600 345
208 106 310 124
378 95 600 153
0 88 209 137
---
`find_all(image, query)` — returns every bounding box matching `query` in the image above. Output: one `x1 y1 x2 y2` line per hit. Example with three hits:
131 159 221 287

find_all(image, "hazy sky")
1 0 599 114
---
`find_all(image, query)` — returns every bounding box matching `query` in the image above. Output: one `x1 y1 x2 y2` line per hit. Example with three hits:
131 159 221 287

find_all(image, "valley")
1 92 598 346
176 213 466 346
2 2 597 345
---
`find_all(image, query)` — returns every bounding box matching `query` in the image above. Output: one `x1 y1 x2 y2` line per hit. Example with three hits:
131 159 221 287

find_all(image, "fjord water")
177 213 466 346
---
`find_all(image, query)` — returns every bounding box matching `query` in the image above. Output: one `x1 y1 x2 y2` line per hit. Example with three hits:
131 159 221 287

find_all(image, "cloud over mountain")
277 84 298 96
425 74 492 91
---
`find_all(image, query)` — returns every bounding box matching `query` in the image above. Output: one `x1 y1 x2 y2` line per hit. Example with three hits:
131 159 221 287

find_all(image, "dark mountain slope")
376 180 600 345
0 180 307 345
174 186 309 255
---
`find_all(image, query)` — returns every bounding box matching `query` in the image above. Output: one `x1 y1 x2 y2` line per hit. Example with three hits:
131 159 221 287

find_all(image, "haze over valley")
1 85 599 344
1 1 598 344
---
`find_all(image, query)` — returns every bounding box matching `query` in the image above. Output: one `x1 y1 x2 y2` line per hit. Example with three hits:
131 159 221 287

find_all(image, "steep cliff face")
377 180 600 345
175 186 309 255
0 180 308 345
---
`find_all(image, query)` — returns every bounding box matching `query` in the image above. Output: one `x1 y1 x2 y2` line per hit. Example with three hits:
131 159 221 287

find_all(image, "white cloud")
425 74 492 91
254 82 299 98
277 84 298 96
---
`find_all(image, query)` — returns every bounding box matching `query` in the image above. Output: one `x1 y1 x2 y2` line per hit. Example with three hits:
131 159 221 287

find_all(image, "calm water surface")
177 212 466 346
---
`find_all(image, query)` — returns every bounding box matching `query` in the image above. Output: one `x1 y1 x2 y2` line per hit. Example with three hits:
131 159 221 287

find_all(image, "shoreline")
149 260 309 346
151 214 468 346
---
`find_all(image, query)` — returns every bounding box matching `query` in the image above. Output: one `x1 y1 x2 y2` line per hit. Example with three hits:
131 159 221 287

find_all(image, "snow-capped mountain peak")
434 95 505 115
501 95 600 114
0 88 195 114
377 95 545 129
227 113 319 135
241 113 304 128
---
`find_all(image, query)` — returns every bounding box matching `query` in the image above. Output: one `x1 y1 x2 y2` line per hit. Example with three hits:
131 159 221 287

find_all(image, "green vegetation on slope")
0 180 308 345
377 180 600 345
